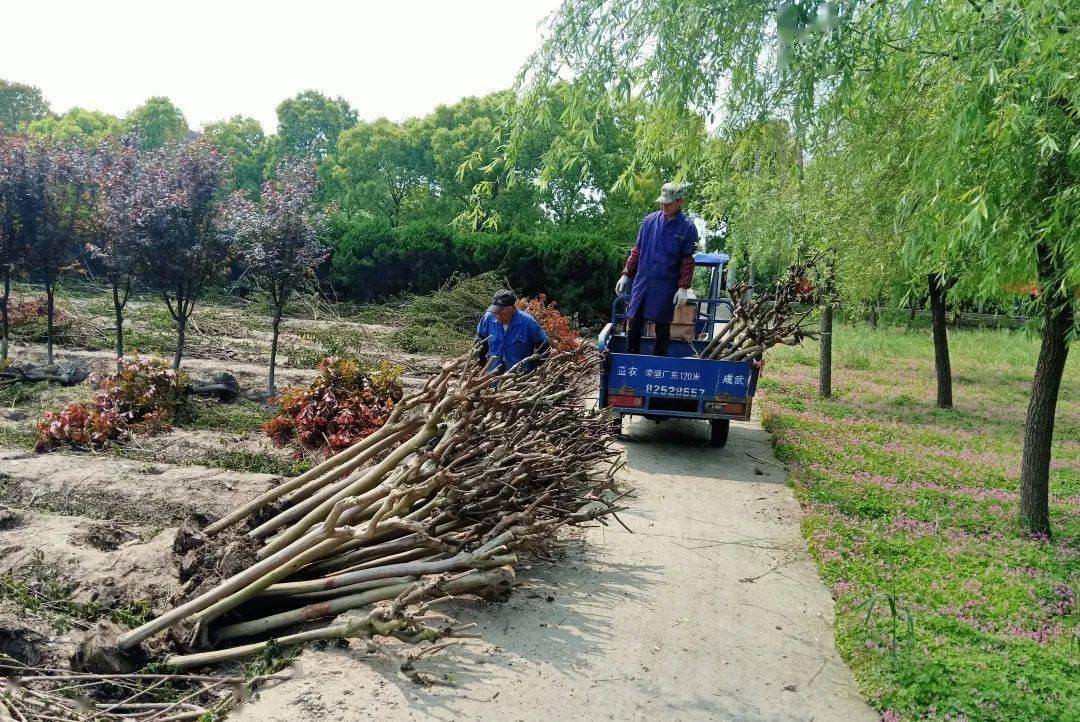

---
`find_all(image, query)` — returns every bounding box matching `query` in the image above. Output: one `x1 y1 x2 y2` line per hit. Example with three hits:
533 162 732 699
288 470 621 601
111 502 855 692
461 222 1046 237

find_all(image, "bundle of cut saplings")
702 259 819 361
116 347 625 672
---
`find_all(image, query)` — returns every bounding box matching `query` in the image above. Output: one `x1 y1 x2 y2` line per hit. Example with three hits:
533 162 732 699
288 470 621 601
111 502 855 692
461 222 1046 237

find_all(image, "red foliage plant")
263 357 403 457
516 294 581 354
35 356 190 452
8 296 73 328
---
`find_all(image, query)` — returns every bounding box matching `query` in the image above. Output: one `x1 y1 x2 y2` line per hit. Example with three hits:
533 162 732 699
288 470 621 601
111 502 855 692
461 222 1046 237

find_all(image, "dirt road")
236 415 874 721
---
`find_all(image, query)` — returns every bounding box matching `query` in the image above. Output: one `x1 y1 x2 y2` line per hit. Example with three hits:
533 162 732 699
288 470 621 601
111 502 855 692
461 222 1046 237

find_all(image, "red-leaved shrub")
35 357 190 452
516 294 581 354
9 296 72 328
263 357 403 457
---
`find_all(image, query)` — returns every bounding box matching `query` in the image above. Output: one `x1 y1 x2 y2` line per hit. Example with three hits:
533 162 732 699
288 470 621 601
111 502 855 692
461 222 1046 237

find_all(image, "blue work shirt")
476 309 549 372
627 210 698 323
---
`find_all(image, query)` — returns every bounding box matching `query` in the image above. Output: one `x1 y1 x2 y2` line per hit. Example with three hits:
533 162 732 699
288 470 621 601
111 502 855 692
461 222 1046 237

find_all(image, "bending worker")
616 181 698 357
476 289 549 372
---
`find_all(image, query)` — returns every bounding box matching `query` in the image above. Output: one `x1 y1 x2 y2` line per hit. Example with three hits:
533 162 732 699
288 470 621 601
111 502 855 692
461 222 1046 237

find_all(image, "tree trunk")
45 282 55 364
819 304 832 399
1019 302 1074 538
907 304 917 329
113 281 125 370
173 306 187 372
1 273 9 361
927 273 952 409
268 309 282 397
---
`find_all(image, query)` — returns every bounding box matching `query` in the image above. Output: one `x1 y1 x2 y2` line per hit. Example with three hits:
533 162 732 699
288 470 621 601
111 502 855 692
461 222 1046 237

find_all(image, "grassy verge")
759 325 1079 721
179 398 273 434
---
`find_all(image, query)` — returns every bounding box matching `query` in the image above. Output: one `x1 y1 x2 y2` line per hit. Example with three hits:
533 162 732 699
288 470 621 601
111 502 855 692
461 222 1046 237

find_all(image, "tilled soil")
0 449 280 525
0 510 179 608
0 444 285 671
0 300 445 678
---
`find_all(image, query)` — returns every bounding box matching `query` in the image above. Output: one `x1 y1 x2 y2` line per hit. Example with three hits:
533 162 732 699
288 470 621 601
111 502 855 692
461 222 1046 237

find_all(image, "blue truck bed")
601 351 756 419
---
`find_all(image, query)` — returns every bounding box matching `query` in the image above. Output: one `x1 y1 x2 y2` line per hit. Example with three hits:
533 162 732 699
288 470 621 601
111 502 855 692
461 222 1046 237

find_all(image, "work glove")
616 274 631 295
673 287 690 307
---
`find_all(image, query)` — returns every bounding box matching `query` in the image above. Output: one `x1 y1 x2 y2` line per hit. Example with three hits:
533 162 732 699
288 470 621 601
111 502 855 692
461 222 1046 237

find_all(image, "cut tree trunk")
819 304 832 399
1019 295 1074 537
268 309 282 397
113 281 125 370
1 272 9 361
928 273 953 409
173 307 187 372
45 282 55 364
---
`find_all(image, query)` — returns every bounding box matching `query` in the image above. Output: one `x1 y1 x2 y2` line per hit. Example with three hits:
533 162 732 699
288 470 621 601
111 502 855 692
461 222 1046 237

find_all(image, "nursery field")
759 327 1080 721
0 285 452 671
1 282 1076 722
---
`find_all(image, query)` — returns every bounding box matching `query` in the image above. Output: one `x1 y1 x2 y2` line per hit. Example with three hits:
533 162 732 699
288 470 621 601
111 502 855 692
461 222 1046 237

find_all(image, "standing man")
616 182 698 356
476 289 549 372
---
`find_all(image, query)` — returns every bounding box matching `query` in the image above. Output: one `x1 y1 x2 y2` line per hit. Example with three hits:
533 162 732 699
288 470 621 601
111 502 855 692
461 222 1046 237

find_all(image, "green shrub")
327 215 629 325
394 271 506 355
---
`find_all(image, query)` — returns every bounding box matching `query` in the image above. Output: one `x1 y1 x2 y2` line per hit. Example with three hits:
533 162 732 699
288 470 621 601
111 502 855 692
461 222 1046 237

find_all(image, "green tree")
0 79 50 133
326 117 433 222
202 115 270 198
26 107 123 143
515 0 1079 536
276 90 357 159
126 96 189 150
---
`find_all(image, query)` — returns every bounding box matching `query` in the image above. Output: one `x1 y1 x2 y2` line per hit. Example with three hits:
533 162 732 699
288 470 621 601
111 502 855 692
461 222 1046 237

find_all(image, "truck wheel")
709 419 730 448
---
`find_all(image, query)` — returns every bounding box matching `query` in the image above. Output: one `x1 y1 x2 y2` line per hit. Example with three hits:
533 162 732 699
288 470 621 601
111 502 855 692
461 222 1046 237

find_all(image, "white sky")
0 0 562 133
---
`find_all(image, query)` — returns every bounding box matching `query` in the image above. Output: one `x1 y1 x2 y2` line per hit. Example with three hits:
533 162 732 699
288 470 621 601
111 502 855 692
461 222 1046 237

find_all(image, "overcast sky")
1 0 562 132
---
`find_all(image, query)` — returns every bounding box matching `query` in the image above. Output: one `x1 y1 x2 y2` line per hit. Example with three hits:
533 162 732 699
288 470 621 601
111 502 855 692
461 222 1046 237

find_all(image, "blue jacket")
476 310 549 372
627 210 698 323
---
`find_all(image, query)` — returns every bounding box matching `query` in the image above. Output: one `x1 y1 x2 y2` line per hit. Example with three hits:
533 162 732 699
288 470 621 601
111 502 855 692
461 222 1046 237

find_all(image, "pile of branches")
394 271 508 355
0 654 290 721
0 361 89 387
116 347 624 673
702 260 818 361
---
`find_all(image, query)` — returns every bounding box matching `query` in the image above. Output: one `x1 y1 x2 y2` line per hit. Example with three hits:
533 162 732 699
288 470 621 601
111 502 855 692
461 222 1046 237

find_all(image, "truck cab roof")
693 252 729 267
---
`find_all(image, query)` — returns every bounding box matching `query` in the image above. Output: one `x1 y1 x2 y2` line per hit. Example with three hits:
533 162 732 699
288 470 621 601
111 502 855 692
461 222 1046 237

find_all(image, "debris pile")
115 348 624 671
703 260 818 360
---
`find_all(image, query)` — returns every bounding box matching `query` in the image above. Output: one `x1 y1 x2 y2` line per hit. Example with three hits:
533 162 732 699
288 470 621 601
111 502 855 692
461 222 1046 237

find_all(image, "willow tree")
509 0 1078 535
799 0 1079 534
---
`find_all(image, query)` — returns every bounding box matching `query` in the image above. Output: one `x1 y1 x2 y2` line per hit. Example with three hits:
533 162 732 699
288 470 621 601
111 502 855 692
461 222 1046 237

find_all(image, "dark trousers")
627 305 670 356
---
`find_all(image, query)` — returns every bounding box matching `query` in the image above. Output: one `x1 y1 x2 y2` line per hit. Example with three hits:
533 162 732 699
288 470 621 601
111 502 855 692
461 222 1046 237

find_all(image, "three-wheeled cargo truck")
597 252 759 447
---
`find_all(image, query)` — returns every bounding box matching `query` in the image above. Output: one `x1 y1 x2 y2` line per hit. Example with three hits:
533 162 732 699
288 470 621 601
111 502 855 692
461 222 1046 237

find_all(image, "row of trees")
1 80 669 324
0 135 325 394
510 0 1078 536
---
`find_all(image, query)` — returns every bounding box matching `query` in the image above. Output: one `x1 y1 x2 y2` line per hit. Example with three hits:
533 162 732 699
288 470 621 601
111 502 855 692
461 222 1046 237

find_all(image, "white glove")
673 287 689 307
616 274 631 295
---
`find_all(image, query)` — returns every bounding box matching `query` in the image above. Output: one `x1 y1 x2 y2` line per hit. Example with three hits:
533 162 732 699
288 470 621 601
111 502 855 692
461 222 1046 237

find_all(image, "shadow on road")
619 416 787 486
337 543 667 720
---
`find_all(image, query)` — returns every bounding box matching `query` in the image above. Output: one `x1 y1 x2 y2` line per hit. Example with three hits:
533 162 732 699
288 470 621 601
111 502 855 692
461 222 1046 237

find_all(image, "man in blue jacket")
476 290 549 372
616 182 698 356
